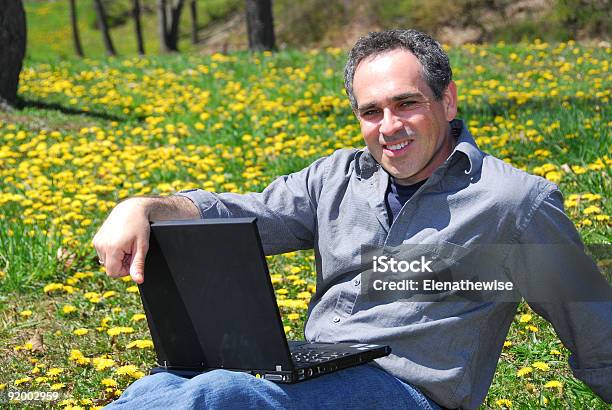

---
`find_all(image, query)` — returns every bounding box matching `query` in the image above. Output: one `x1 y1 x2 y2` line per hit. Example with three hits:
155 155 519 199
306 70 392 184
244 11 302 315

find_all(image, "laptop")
138 217 391 383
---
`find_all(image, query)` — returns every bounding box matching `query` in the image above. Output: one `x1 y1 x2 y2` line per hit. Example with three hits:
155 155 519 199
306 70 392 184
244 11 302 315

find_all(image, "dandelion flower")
101 378 118 387
62 305 77 314
532 362 550 371
131 314 146 322
544 380 563 389
517 367 533 377
495 398 512 408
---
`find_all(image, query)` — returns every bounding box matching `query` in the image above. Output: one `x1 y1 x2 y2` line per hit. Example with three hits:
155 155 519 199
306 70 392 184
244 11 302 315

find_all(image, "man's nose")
379 108 403 136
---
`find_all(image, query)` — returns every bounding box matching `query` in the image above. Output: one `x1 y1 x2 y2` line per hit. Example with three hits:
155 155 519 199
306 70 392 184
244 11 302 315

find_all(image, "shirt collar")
448 119 484 176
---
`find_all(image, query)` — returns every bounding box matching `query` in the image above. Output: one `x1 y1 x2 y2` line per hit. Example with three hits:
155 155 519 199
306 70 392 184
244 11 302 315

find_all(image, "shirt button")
332 316 341 323
353 279 360 286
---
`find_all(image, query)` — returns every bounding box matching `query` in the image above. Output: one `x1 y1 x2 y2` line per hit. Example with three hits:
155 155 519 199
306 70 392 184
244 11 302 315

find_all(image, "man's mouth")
383 139 413 154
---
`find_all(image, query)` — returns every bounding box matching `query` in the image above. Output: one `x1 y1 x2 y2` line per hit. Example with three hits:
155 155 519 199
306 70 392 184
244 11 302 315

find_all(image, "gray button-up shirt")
177 120 611 409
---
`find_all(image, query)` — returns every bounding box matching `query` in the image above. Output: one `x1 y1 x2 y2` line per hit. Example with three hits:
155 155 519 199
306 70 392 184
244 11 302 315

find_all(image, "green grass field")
24 0 241 60
0 39 610 408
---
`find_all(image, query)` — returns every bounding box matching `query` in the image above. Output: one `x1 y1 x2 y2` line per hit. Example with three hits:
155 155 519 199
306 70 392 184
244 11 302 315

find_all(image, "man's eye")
361 110 379 117
399 101 416 107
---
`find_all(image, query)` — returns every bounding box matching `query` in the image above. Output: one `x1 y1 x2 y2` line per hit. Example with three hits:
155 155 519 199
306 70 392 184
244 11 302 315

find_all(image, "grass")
24 0 242 60
0 40 610 408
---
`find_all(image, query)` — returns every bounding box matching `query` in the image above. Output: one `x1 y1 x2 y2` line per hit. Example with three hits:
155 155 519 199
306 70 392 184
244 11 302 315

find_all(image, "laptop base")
150 341 391 384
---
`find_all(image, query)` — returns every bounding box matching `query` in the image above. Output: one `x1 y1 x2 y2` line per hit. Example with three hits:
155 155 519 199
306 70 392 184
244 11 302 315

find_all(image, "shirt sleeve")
506 188 612 403
173 155 329 255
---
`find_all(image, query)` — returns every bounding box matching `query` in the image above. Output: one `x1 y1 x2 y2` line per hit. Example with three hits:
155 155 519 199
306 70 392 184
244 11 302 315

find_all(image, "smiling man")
352 48 456 186
95 29 611 409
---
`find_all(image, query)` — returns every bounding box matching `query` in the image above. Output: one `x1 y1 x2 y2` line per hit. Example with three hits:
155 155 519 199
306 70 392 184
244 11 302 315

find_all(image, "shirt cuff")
174 189 222 219
569 355 612 403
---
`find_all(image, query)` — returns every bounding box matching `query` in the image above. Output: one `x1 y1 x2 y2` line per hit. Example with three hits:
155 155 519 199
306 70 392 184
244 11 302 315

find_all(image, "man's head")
344 29 458 185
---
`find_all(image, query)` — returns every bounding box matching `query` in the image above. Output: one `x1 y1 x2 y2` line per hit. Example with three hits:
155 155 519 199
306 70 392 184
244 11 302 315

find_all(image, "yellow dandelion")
19 310 32 318
50 383 65 390
532 361 550 371
62 304 77 314
115 364 139 376
583 205 601 215
131 313 147 322
519 314 532 323
73 328 89 336
92 357 115 371
14 377 31 385
101 378 118 387
517 367 533 377
495 398 512 408
46 367 64 377
43 283 64 293
544 380 563 389
126 339 154 349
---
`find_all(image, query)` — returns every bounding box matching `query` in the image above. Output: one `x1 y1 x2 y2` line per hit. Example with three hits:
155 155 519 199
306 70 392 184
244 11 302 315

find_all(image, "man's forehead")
353 49 428 107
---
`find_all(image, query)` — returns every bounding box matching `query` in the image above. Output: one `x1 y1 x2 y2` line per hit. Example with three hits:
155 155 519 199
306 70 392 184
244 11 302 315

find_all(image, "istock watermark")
360 243 612 303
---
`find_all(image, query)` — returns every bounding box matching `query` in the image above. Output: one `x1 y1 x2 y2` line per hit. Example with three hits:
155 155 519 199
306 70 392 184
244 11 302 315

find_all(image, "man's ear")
443 81 458 121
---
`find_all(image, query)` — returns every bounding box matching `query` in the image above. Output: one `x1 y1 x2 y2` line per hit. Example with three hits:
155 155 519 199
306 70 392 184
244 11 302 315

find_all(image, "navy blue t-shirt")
385 177 427 224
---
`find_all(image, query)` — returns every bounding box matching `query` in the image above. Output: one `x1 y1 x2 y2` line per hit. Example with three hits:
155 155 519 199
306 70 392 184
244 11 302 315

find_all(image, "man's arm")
93 153 330 283
506 189 612 402
92 195 199 283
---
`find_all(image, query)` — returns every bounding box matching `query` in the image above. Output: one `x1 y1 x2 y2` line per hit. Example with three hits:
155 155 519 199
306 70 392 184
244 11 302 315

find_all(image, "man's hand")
92 196 200 284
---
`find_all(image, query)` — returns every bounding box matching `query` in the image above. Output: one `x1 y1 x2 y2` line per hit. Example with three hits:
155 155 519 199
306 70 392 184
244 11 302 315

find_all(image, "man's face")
352 49 457 185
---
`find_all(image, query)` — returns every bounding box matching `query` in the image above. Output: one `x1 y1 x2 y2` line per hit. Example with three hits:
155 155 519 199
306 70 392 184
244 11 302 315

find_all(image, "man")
94 29 611 409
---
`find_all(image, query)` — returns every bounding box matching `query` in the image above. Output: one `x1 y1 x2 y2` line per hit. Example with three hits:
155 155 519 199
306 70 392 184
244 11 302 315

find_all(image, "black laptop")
138 218 391 383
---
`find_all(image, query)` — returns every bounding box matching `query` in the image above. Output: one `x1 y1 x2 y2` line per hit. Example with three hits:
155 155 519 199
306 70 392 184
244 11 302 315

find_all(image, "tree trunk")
0 0 27 107
132 0 145 55
69 0 84 56
158 0 185 53
245 0 275 51
167 0 185 52
158 0 169 53
93 0 117 56
190 0 198 44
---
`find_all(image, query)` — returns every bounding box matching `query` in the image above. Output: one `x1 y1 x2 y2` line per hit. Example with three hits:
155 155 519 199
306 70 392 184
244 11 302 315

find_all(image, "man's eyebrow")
357 92 424 112
391 92 423 101
357 102 378 112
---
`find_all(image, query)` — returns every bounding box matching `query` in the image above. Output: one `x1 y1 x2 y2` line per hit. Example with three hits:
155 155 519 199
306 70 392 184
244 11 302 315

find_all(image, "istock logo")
372 255 433 273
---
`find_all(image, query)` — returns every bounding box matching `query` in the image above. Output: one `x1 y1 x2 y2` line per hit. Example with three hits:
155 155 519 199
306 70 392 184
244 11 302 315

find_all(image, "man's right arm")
92 195 199 284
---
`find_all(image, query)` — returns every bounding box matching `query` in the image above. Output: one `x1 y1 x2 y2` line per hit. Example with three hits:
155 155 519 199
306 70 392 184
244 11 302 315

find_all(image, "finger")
129 240 149 284
92 235 106 264
106 246 130 278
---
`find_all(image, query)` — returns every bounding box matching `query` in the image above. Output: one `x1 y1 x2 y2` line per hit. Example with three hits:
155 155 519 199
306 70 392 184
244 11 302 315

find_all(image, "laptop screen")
139 218 294 371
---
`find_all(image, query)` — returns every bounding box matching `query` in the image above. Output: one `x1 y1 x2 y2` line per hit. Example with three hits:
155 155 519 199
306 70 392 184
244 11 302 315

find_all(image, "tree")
158 0 185 53
132 0 145 55
93 0 117 56
69 0 84 56
190 0 198 44
245 0 275 51
0 0 27 108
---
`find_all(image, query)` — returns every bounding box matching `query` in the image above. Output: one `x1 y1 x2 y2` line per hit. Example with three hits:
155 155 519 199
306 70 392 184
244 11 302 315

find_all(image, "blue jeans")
106 364 441 409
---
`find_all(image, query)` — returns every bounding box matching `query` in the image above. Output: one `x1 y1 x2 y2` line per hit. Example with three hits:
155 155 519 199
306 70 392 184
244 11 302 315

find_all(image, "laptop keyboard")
291 349 351 364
